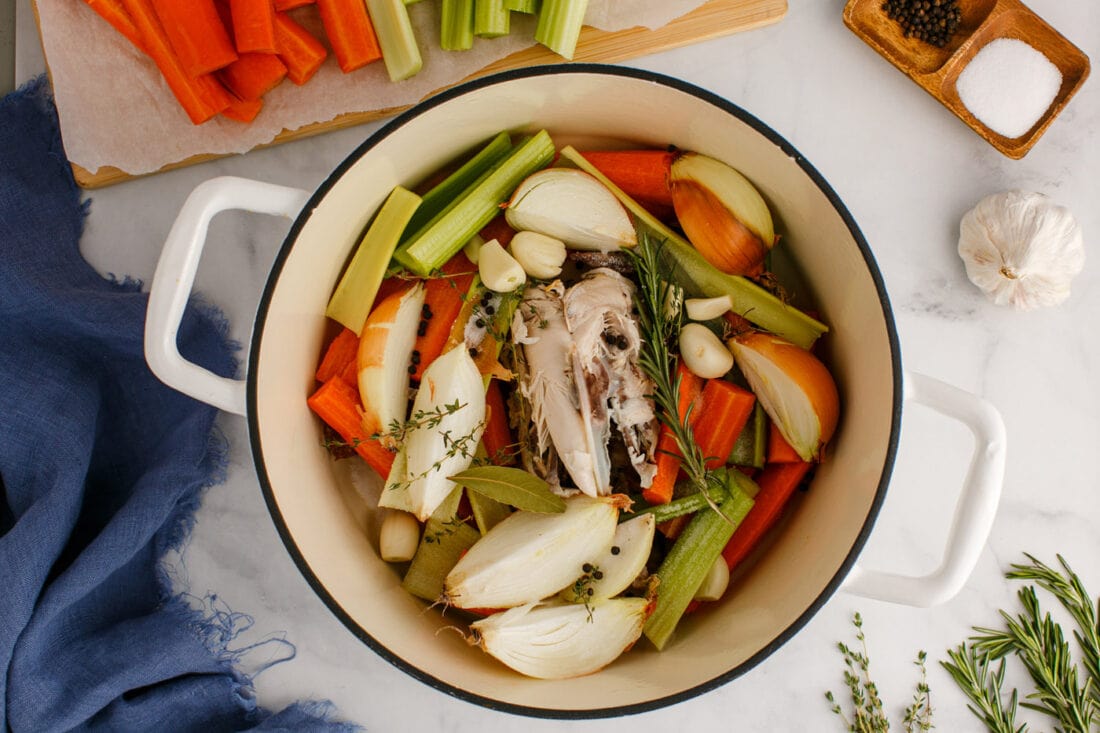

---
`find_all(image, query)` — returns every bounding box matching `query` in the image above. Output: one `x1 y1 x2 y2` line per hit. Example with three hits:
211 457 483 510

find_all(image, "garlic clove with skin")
470 597 651 679
958 190 1084 311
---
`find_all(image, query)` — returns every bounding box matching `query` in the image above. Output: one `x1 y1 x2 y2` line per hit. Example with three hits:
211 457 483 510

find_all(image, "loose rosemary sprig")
626 233 719 499
942 554 1100 733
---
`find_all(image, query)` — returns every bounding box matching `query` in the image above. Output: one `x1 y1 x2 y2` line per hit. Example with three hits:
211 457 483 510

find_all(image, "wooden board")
844 0 1089 159
64 0 787 188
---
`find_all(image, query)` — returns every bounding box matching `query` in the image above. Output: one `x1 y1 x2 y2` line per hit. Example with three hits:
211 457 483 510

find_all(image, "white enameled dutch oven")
144 65 1006 718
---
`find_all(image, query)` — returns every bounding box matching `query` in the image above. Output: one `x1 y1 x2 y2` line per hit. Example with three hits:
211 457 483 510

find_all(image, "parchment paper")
35 0 709 175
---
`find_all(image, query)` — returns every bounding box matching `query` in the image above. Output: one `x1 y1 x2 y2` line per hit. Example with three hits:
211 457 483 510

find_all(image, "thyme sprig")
372 400 468 445
942 554 1100 733
826 613 933 732
625 233 722 502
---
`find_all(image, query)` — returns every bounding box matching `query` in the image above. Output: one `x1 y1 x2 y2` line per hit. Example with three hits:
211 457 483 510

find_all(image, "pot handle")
841 370 1006 607
145 176 312 416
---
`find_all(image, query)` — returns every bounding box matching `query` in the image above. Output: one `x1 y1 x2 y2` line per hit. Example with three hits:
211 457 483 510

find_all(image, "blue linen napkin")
0 77 358 732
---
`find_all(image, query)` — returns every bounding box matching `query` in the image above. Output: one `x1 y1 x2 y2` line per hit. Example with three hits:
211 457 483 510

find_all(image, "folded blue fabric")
0 77 357 732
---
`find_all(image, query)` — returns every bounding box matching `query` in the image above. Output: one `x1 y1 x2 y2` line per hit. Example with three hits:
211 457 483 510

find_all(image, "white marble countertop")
16 1 1100 730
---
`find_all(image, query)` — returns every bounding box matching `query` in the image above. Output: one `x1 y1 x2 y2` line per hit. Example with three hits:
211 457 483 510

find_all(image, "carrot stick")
643 360 705 505
315 328 360 383
579 149 675 206
766 421 803 464
307 376 397 479
315 0 382 73
148 0 238 76
721 460 812 571
273 10 328 84
482 379 515 466
218 51 287 100
230 0 278 53
221 93 264 122
84 0 145 51
411 253 476 381
274 0 313 9
121 0 233 124
692 380 755 469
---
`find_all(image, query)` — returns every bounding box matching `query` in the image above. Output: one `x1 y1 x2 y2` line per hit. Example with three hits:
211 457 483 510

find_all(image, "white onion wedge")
470 598 650 679
401 346 486 521
728 331 840 462
505 168 637 252
560 513 655 602
357 283 425 440
443 494 624 609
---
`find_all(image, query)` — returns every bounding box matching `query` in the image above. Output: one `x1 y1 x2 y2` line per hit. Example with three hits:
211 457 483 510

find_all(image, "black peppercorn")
882 0 960 48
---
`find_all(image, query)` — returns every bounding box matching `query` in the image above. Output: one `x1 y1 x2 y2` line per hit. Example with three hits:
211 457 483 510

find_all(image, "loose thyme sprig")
625 233 721 501
827 613 934 732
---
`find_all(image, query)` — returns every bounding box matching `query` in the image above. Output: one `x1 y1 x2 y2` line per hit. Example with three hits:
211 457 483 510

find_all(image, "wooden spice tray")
843 0 1090 158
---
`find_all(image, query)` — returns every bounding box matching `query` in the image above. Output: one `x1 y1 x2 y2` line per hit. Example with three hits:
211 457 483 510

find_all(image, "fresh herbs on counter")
829 554 1100 732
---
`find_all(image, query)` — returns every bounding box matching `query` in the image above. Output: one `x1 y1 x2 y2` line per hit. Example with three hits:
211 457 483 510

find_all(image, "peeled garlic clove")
463 233 485 265
470 598 650 679
561 513 655 602
685 295 732 321
679 322 734 379
505 168 637 252
693 554 730 602
509 230 567 280
670 152 775 277
443 495 622 609
958 190 1085 311
478 238 526 293
379 510 420 563
728 331 839 462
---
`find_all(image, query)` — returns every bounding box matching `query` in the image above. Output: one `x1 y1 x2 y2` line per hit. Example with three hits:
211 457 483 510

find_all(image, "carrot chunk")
412 253 476 381
148 0 239 76
315 328 360 384
84 0 145 51
307 376 397 480
315 0 382 72
229 0 278 53
121 0 233 124
721 461 813 571
273 10 328 84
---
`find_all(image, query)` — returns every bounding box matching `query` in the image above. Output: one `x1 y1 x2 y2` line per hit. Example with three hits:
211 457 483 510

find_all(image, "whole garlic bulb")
957 191 1084 311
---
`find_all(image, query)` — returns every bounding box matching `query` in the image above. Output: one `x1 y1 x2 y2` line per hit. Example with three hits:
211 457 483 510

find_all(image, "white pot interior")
249 67 899 716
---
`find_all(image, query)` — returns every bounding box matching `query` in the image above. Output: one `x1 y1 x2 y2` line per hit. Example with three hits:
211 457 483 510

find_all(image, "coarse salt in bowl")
956 37 1063 139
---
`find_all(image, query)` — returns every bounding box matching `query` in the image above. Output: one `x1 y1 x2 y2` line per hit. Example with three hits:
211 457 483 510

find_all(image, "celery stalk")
440 0 475 50
503 0 539 12
325 186 422 334
474 0 510 37
558 145 828 349
402 487 480 601
643 474 755 650
534 0 588 60
367 0 423 81
402 132 512 240
395 130 555 276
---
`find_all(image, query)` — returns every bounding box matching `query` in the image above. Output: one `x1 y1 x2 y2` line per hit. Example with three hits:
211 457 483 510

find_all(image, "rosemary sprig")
625 233 720 500
942 554 1100 733
941 644 1024 733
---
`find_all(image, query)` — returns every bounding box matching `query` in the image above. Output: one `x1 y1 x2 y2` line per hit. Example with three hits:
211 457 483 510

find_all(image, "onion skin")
671 179 770 276
728 331 839 461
